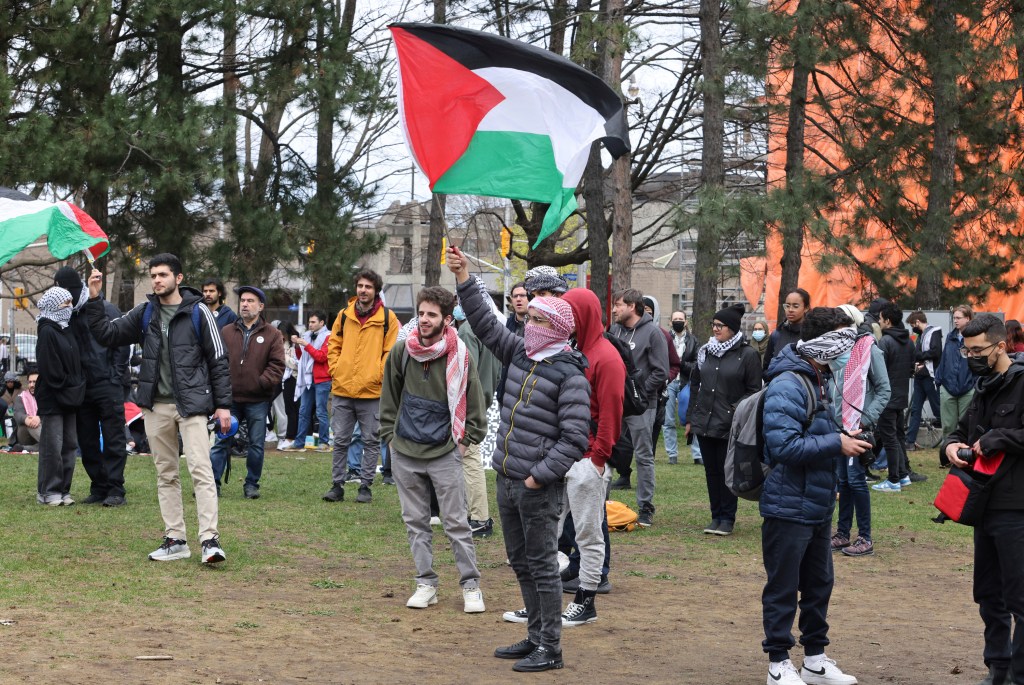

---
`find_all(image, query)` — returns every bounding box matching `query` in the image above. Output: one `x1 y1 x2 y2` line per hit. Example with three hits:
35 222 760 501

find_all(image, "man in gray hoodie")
610 289 670 527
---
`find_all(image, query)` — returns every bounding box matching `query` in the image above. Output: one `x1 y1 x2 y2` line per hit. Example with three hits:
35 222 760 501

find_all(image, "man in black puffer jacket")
449 246 590 675
942 314 1024 685
871 302 917 492
86 253 232 566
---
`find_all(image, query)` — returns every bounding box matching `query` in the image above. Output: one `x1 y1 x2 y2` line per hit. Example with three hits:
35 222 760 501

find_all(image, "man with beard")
87 255 231 564
379 286 487 613
324 269 400 504
54 266 131 507
201 278 238 329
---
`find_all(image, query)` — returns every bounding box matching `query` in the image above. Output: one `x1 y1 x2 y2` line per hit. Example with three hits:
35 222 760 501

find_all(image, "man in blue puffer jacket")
935 304 977 438
760 307 873 685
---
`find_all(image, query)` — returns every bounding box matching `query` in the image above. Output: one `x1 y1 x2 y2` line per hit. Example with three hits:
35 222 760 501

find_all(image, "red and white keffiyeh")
404 324 470 444
841 333 874 431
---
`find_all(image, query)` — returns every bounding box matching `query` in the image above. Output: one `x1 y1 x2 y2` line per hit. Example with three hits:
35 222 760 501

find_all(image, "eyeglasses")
510 293 528 299
710 322 725 330
959 343 997 358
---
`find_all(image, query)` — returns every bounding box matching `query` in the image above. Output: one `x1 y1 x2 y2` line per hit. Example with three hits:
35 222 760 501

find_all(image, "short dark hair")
613 288 645 316
510 282 527 296
879 303 903 326
963 313 1006 343
277 320 299 339
787 288 811 309
308 309 327 325
802 307 850 341
202 277 225 303
354 269 383 297
149 253 183 278
906 310 927 326
416 286 455 319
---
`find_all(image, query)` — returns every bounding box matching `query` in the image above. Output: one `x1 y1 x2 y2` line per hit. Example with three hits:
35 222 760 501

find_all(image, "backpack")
604 333 649 417
606 499 639 532
725 370 816 501
140 301 202 341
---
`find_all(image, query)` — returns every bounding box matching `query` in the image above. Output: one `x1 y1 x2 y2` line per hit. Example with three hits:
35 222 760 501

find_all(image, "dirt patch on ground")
0 525 985 685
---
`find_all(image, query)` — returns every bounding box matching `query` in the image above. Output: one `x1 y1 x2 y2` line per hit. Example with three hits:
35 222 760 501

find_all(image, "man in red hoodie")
558 288 625 625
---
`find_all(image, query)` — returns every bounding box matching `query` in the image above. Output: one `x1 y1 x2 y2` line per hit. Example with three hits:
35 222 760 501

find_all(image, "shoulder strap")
337 306 391 348
141 302 154 335
141 301 201 340
786 371 818 429
191 305 202 339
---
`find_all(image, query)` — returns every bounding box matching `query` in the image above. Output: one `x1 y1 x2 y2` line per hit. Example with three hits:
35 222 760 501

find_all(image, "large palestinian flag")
389 23 630 246
0 187 109 266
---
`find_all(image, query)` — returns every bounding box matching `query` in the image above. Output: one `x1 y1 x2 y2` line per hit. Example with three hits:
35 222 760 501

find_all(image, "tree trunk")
423 0 447 287
584 146 610 316
914 0 958 307
602 0 632 292
691 0 725 343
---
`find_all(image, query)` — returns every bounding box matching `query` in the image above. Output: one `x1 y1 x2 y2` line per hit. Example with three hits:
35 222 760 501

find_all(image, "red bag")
933 453 1005 526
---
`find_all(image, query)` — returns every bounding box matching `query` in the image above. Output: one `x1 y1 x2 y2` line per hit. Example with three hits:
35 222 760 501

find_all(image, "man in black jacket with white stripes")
86 253 232 565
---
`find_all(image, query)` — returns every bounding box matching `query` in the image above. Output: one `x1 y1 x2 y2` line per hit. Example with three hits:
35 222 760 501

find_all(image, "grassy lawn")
0 439 972 614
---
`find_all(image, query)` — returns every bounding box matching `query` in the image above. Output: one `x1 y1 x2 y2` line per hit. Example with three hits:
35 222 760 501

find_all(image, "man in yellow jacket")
324 269 400 504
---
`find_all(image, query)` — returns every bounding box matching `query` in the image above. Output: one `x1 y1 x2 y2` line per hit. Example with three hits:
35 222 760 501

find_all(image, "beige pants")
463 442 489 521
143 402 219 543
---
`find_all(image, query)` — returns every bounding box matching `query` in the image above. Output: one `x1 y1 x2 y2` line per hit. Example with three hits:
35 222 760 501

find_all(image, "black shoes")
908 471 928 483
513 645 563 672
322 483 345 502
977 665 1011 685
381 475 395 485
562 574 613 594
81 494 106 505
356 484 373 503
494 638 537 660
609 476 631 490
243 484 260 499
637 505 655 528
470 518 494 538
102 495 126 507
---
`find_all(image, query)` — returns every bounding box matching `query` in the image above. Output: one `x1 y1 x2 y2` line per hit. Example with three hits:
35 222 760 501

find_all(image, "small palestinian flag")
389 23 630 246
0 187 109 266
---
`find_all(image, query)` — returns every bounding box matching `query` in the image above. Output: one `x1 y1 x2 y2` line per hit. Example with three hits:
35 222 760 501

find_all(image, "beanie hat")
837 304 864 327
868 298 889 316
53 266 84 307
524 265 568 295
642 296 655 313
528 296 575 338
713 303 745 334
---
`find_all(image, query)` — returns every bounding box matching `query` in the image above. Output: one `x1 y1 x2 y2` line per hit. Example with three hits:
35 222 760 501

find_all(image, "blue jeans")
835 456 871 541
906 376 941 444
210 400 269 488
974 510 1024 677
294 381 331 445
664 379 680 459
347 422 364 471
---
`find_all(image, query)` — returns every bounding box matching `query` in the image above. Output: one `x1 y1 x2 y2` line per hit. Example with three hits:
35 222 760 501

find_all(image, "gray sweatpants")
38 412 78 504
558 459 609 591
330 396 381 487
390 445 480 589
624 407 658 510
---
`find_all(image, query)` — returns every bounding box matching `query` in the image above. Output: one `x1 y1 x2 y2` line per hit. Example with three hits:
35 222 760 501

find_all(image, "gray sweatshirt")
610 312 670 403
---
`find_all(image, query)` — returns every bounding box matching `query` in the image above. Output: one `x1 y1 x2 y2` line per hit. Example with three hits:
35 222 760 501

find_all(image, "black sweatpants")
77 382 128 499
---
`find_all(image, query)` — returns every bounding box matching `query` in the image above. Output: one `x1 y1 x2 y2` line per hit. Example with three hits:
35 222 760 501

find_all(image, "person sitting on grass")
11 371 40 452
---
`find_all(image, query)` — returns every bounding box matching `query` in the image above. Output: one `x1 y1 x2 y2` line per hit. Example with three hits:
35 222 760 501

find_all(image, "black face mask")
671 321 686 333
968 354 995 377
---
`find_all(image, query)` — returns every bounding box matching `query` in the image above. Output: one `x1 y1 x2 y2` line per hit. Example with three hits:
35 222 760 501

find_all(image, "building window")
389 237 412 274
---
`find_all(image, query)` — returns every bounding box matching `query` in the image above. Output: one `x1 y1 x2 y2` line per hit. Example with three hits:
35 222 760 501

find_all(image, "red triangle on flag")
391 27 505 186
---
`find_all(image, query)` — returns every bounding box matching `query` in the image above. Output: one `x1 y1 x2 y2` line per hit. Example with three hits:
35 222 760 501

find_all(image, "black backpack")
604 333 649 417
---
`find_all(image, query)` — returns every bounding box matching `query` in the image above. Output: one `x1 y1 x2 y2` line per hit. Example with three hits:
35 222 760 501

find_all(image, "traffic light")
500 227 512 259
13 287 27 310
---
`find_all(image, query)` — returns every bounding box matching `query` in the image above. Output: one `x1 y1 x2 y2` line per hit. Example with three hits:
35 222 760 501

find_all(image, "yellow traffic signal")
500 228 512 259
13 287 27 310
441 237 447 265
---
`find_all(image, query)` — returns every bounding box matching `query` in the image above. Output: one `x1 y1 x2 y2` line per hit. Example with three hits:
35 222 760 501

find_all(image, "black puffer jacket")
68 301 130 392
36 318 85 415
879 326 915 409
457 279 590 485
84 287 231 417
686 338 763 439
763 320 802 372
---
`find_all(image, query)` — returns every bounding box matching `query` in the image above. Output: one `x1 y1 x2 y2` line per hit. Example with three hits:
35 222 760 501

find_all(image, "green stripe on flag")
433 131 578 245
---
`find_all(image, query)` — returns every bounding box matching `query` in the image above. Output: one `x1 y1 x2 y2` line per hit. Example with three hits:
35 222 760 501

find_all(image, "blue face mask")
453 305 466 322
828 350 851 374
751 330 766 342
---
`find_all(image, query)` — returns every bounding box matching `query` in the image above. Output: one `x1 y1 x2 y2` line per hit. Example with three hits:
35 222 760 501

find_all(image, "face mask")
751 330 766 342
524 324 568 359
968 354 995 377
453 305 466 322
671 321 686 333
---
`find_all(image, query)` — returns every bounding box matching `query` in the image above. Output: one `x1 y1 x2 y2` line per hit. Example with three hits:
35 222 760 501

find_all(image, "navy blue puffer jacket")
760 345 844 525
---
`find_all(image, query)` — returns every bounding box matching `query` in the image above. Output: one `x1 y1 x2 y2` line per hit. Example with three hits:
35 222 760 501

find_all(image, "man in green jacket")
379 286 488 614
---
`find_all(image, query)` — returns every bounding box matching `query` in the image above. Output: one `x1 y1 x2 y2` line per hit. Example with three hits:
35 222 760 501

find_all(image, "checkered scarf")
796 328 858 363
36 286 73 329
404 324 470 445
840 332 874 431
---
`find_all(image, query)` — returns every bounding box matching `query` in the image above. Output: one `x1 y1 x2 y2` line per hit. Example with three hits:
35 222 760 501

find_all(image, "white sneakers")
800 656 857 685
406 585 486 612
149 538 191 561
768 657 858 685
407 584 438 608
462 587 485 613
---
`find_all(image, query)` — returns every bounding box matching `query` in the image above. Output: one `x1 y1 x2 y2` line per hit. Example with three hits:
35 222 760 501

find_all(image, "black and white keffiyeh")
36 286 73 329
696 330 744 367
795 327 858 363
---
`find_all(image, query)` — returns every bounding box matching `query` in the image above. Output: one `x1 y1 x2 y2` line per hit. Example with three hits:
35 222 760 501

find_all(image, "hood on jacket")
882 326 910 344
623 311 655 332
766 343 820 382
562 289 605 355
642 295 661 326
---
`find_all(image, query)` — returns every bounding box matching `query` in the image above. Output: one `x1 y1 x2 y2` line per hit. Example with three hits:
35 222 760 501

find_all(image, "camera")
858 431 876 450
956 447 977 464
